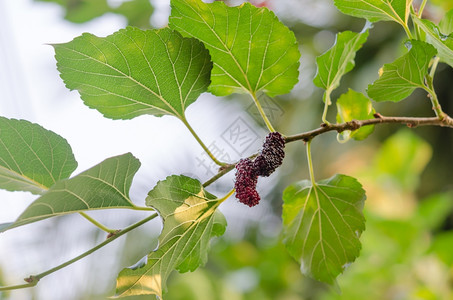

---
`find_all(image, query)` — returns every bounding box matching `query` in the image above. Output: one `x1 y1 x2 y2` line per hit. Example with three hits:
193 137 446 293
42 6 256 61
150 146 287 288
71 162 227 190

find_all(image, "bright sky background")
0 0 336 298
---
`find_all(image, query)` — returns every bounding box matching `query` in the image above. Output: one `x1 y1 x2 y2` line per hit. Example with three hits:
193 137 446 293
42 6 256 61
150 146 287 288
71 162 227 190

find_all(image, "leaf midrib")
58 40 184 119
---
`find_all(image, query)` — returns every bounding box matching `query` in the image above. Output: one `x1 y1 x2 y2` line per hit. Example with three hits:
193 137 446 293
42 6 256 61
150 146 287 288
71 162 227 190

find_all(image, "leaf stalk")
251 92 276 132
306 140 317 186
79 212 117 234
181 117 226 166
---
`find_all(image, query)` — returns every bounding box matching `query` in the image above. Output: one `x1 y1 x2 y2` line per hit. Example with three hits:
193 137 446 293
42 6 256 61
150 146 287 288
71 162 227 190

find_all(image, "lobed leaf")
334 0 412 25
413 17 453 68
313 28 369 97
54 27 212 120
282 174 366 285
115 175 227 298
0 117 77 195
1 153 140 232
169 0 300 97
367 40 436 102
336 89 375 141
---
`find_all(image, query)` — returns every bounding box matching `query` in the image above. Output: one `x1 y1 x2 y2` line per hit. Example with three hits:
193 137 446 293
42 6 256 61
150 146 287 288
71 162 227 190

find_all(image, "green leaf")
336 89 375 141
413 17 453 68
0 117 77 195
282 174 366 285
115 175 227 298
169 0 300 97
313 28 369 101
2 153 140 232
334 0 412 24
367 40 436 102
439 9 453 35
54 27 212 120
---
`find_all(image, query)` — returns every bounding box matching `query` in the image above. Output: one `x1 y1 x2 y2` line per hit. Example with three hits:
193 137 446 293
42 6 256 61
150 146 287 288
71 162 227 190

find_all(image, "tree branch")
0 213 158 292
284 113 453 143
202 113 453 187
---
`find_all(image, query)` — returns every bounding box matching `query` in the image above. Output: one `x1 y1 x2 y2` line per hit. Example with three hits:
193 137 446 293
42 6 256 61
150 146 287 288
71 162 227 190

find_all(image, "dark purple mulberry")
234 132 285 207
254 132 285 177
234 158 260 207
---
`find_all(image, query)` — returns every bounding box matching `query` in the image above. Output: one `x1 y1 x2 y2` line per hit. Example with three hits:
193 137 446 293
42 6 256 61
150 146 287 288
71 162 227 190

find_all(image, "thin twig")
0 213 158 292
284 114 453 143
202 113 453 187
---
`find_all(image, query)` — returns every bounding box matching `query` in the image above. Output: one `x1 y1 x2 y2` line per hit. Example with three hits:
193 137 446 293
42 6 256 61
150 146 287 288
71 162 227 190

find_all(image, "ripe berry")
233 132 285 207
254 132 285 177
234 158 260 207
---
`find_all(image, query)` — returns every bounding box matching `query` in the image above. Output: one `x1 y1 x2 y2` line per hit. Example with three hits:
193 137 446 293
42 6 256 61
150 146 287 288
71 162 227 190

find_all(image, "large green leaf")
334 0 412 25
1 153 140 232
282 174 366 285
413 17 453 68
313 28 369 98
367 40 436 102
0 117 77 195
115 175 227 298
336 89 375 141
169 0 300 97
54 27 212 120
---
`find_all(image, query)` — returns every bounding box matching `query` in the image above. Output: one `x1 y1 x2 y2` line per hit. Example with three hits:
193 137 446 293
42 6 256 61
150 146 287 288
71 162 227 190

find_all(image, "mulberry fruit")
234 132 285 207
254 132 285 177
234 158 260 207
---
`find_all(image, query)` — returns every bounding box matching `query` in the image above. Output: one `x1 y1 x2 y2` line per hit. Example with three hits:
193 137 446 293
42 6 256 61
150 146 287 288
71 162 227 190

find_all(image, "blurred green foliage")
35 0 154 27
162 129 453 300
8 0 453 299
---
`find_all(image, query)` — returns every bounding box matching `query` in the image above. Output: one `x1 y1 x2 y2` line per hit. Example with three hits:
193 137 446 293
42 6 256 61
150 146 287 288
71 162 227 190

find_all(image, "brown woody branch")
202 113 453 188
284 113 453 143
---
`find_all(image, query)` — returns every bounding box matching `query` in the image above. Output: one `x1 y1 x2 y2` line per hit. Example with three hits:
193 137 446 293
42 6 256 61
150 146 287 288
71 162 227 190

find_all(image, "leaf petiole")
79 212 117 234
181 117 226 166
306 140 316 186
217 189 235 206
251 92 276 132
322 91 332 124
425 57 445 120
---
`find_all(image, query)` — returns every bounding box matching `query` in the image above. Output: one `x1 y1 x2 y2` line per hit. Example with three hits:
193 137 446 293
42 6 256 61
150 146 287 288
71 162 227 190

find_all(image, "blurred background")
1 0 453 299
